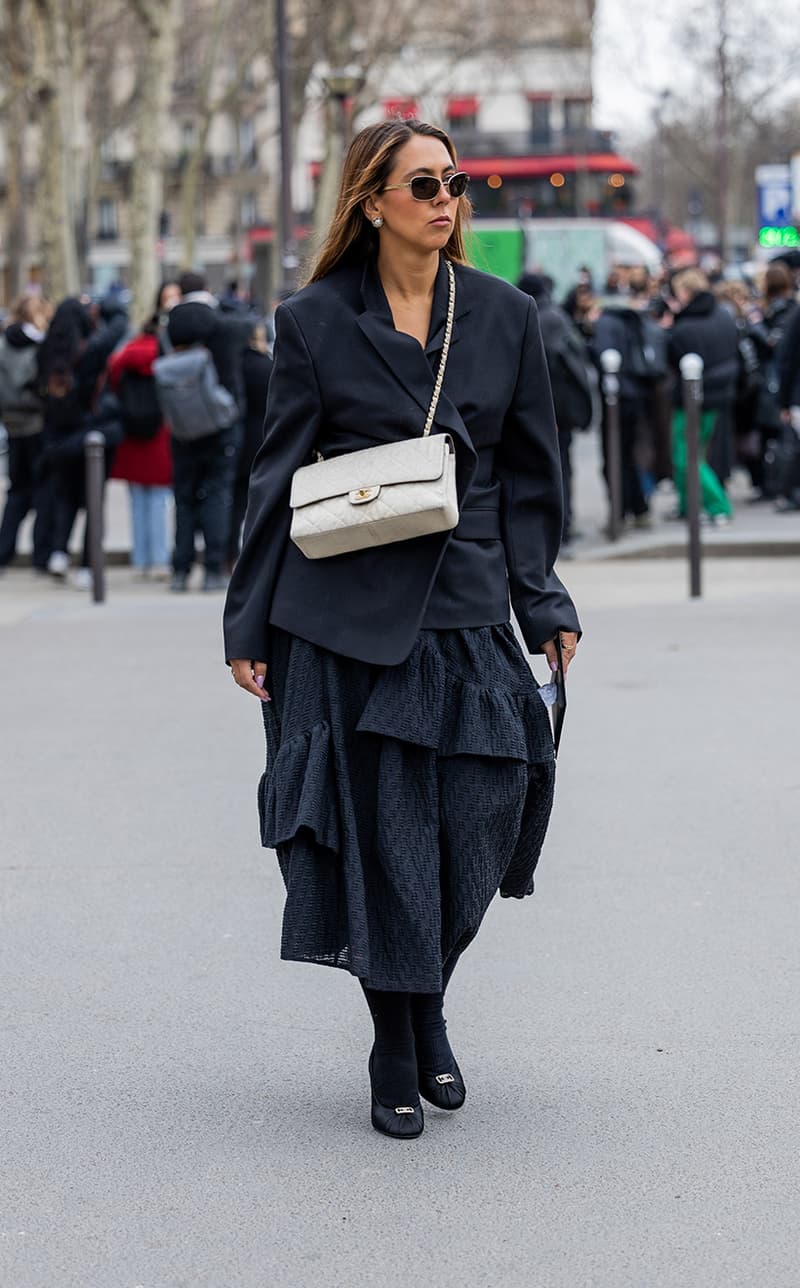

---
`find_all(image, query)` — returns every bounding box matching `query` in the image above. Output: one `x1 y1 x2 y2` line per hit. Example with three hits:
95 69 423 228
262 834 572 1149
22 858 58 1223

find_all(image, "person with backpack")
155 299 239 591
107 282 180 579
0 295 53 571
517 272 592 548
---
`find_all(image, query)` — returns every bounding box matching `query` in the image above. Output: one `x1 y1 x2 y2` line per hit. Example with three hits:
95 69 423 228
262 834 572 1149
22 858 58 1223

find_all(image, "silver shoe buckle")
435 1073 456 1085
394 1106 416 1115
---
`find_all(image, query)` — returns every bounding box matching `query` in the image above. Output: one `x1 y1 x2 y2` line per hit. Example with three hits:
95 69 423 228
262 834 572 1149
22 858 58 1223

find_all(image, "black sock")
361 987 418 1106
410 991 456 1077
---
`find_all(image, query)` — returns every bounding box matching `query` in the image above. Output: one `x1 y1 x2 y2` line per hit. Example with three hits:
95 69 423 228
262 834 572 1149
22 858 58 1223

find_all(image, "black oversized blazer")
223 253 580 667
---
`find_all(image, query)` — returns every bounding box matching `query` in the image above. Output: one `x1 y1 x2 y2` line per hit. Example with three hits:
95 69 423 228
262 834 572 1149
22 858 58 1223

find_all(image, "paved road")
1 559 798 1288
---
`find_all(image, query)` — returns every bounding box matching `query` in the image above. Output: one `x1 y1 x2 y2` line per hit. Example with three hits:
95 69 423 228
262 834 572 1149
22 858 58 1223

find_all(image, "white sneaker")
47 550 69 578
147 565 172 582
70 568 93 590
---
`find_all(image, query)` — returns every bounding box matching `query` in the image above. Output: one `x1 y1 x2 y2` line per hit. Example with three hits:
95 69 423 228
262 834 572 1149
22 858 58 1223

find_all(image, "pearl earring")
371 216 384 229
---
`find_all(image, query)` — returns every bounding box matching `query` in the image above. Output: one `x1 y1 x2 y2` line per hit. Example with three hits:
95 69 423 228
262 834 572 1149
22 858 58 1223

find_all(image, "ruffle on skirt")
258 623 556 993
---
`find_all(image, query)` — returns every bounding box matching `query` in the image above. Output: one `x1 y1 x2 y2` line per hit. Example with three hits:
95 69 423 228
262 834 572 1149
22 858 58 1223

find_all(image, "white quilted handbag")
289 260 458 560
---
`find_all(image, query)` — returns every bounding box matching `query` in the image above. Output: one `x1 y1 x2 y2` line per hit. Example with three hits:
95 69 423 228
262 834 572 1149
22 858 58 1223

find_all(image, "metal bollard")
84 430 106 604
679 353 704 599
600 348 623 542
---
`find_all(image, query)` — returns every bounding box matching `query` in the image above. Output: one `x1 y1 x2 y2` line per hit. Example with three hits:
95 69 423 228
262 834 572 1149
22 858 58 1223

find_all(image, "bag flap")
153 348 209 388
290 434 451 508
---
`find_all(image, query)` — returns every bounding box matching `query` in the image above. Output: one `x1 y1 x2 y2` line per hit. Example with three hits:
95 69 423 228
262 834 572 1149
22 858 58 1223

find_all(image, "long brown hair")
306 119 472 284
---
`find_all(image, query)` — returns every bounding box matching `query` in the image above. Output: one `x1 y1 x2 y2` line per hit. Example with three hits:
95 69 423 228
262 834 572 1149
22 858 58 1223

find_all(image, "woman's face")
159 283 182 313
366 135 461 256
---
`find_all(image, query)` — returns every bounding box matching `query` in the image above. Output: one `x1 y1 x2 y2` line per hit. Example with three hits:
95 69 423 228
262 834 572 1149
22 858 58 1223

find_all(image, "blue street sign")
755 164 792 229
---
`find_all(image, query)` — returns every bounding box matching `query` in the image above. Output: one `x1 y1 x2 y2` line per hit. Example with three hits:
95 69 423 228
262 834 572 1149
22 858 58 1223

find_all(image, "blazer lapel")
356 255 471 424
355 255 477 500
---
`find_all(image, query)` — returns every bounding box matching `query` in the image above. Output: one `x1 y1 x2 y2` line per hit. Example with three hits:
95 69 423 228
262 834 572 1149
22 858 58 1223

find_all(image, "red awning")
383 98 419 120
447 95 478 119
460 153 639 179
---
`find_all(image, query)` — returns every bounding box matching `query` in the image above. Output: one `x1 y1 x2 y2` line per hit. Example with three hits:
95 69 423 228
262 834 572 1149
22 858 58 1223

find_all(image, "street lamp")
275 0 298 290
322 67 366 146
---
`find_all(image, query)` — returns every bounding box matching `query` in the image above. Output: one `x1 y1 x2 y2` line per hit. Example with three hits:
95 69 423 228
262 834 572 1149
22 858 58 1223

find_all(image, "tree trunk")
3 97 28 300
179 118 212 270
3 0 30 300
31 0 80 300
311 98 345 255
128 0 181 326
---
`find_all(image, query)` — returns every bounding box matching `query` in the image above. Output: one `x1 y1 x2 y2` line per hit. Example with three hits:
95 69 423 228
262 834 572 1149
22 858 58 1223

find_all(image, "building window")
564 98 590 133
97 198 118 240
446 96 478 132
240 192 258 228
239 117 256 165
529 96 552 146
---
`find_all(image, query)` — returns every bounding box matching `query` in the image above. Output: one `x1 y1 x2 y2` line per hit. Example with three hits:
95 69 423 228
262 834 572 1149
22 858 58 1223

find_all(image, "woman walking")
224 120 580 1139
108 283 180 579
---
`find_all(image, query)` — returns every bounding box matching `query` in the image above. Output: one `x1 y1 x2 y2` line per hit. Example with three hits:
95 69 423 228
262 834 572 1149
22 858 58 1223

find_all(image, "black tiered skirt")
258 623 556 993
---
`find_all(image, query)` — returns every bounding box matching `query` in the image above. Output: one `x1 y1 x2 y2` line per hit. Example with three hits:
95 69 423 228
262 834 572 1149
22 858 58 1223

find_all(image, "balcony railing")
448 127 616 158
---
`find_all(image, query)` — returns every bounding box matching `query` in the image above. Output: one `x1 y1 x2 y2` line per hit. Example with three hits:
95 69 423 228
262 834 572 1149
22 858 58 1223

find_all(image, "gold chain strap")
422 260 456 437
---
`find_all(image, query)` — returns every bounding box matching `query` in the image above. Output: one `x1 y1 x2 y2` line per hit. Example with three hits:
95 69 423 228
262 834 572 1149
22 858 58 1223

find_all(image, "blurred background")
1 0 798 318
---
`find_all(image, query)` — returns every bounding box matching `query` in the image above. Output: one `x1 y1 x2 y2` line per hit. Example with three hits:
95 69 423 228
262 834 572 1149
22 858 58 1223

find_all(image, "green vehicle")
467 219 662 295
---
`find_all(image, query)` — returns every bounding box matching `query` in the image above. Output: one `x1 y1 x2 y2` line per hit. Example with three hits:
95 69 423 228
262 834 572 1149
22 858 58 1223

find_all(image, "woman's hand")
540 632 579 677
229 658 270 701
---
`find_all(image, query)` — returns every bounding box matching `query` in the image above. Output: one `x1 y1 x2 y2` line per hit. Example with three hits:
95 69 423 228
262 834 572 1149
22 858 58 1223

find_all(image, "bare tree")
173 0 273 268
126 0 182 324
30 0 80 298
0 0 34 298
634 0 800 253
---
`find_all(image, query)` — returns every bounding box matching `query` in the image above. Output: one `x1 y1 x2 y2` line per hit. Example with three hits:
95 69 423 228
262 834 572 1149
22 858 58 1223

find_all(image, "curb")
575 537 800 561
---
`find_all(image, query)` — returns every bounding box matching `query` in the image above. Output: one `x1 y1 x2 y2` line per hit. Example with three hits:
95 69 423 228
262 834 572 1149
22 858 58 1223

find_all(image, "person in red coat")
108 283 179 578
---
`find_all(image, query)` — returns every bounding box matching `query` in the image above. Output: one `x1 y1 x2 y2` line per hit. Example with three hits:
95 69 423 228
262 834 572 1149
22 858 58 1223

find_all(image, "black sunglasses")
382 171 470 201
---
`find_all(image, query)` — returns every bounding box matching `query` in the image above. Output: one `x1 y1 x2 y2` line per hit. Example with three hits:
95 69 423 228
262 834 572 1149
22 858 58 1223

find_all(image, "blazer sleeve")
222 304 322 663
495 297 581 652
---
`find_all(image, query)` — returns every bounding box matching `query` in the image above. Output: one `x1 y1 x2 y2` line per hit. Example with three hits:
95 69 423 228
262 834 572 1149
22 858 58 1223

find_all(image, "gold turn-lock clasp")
349 485 381 505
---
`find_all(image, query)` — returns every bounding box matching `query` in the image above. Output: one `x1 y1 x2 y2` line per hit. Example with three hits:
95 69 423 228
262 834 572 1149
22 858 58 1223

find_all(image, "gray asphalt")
1 559 799 1288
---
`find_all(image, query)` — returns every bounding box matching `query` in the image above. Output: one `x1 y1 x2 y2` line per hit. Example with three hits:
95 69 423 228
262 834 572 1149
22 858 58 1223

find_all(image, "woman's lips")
430 217 451 226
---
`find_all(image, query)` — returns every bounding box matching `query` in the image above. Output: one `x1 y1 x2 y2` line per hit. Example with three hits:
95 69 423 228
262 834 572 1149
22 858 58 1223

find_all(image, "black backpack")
550 327 593 431
624 313 669 382
117 369 163 440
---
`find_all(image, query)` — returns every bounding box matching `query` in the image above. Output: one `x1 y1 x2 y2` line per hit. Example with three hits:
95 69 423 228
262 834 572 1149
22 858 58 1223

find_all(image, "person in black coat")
517 272 591 544
0 295 53 570
592 301 653 527
228 320 273 564
224 119 580 1140
39 295 128 580
667 267 738 523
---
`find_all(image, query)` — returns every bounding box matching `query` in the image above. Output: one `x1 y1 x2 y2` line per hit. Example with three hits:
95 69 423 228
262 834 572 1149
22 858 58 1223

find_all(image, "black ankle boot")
362 987 424 1139
411 993 466 1111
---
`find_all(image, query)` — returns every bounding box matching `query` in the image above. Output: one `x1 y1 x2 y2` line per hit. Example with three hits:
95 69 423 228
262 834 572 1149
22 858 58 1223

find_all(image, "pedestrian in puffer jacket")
667 267 739 523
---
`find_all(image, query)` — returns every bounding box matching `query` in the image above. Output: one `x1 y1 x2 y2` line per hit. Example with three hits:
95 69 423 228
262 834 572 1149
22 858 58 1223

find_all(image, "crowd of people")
2 253 800 580
0 273 272 590
520 254 800 549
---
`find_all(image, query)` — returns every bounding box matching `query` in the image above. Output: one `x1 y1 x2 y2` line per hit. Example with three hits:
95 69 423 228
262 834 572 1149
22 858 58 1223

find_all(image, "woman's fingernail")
255 675 264 688
550 660 559 672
